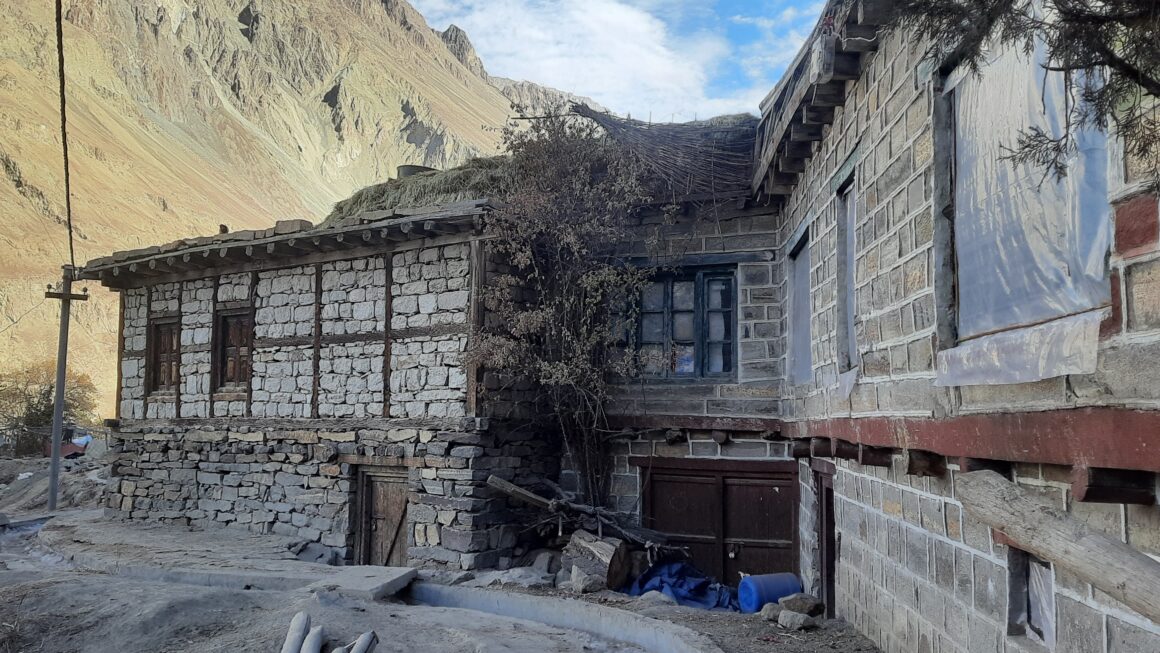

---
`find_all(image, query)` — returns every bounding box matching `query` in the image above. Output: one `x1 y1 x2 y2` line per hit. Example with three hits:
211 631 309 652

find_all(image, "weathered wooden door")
355 467 409 567
639 458 798 586
814 463 837 617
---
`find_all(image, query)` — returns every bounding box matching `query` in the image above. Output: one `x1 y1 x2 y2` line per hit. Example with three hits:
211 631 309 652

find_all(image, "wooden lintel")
906 450 947 477
791 440 812 458
1071 467 1156 505
810 437 834 458
858 445 894 467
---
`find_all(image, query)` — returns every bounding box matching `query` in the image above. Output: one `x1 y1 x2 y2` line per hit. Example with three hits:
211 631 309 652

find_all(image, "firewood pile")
486 475 687 593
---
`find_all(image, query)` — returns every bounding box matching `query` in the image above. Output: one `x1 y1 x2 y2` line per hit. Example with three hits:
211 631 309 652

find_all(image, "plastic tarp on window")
953 40 1110 340
936 308 1105 386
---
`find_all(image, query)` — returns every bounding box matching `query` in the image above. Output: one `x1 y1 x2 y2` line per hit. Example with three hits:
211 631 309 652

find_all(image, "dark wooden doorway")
813 460 837 618
354 467 409 567
635 457 799 586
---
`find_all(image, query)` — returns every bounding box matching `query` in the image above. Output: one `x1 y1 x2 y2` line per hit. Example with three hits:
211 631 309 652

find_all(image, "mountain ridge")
0 0 598 414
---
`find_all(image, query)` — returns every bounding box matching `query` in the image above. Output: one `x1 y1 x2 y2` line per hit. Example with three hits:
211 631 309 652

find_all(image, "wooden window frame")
637 269 736 381
213 308 253 392
787 230 812 385
147 317 181 394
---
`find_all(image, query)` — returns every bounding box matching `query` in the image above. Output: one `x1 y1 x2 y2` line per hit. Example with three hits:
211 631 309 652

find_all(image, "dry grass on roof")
323 105 758 226
323 156 513 227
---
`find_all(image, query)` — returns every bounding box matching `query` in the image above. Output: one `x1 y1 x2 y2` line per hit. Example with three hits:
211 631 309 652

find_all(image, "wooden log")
957 470 1160 625
279 612 311 653
809 437 833 458
857 445 894 467
487 475 555 511
563 528 631 590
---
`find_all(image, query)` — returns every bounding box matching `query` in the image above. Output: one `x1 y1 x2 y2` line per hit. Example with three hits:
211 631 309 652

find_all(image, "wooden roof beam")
790 123 824 143
840 24 879 52
802 105 835 125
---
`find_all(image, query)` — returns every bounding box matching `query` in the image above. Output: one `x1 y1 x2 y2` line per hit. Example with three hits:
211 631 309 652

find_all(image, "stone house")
80 1 1160 650
594 3 1160 653
83 202 561 569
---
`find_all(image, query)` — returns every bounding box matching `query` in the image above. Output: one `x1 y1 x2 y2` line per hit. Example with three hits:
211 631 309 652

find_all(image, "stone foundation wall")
106 419 559 569
830 457 1160 653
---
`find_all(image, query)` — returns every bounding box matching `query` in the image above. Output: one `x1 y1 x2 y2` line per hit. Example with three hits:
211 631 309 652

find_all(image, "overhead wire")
54 0 76 268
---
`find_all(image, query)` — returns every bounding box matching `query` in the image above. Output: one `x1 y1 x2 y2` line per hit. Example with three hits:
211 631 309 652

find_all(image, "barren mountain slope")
0 0 580 414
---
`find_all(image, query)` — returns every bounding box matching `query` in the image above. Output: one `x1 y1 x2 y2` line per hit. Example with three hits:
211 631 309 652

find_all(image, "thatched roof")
571 104 758 196
323 105 759 226
323 157 511 227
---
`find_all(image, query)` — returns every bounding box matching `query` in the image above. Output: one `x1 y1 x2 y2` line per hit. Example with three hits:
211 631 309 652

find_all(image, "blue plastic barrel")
737 572 802 613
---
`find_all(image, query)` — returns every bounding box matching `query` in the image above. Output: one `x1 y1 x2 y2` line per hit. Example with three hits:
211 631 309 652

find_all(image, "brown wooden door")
639 458 798 586
355 467 409 567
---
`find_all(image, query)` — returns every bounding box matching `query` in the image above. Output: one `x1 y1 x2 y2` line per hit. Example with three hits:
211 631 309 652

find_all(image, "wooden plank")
629 456 798 474
115 289 125 420
465 239 485 418
957 470 1160 625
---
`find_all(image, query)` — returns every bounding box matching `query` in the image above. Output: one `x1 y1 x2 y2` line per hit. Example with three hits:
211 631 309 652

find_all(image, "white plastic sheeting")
935 309 1105 386
952 40 1110 340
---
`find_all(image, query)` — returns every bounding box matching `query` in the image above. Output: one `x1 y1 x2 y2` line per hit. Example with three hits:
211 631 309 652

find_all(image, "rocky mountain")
0 0 597 414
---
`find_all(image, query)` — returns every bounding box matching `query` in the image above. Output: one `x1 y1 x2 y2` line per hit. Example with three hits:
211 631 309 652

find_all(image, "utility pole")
45 266 87 511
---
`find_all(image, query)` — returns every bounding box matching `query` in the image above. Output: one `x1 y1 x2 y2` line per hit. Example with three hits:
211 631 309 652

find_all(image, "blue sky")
412 0 825 121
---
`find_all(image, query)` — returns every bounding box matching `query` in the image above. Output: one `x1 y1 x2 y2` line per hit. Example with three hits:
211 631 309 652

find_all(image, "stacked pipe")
280 612 378 653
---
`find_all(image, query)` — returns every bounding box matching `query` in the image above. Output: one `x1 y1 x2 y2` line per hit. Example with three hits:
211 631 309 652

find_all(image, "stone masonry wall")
108 236 534 569
831 457 1160 653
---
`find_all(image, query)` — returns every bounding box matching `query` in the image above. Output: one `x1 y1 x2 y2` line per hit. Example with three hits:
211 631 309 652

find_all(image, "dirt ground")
0 526 645 653
0 457 106 517
500 584 878 653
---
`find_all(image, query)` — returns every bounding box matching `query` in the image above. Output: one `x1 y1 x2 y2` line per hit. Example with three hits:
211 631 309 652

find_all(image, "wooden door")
355 467 409 567
815 465 837 617
639 458 798 586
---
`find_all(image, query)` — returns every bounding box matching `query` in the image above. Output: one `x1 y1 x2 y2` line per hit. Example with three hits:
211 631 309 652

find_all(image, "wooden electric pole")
45 267 87 511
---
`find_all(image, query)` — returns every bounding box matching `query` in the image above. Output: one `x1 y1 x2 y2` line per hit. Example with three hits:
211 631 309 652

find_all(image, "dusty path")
0 528 646 653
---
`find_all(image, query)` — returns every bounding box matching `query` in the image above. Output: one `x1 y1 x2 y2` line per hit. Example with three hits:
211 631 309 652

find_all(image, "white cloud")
412 0 823 122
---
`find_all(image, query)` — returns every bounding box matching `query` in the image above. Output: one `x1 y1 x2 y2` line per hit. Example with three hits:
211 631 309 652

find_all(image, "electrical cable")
54 0 76 268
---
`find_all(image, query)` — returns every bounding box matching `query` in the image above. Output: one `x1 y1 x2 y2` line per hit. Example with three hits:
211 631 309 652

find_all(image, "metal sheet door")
639 457 798 586
355 467 409 567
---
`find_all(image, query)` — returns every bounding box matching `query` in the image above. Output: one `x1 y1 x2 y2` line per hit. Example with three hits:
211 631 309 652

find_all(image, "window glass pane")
642 282 666 311
641 313 665 343
708 312 730 341
673 344 695 375
640 344 665 375
708 342 732 374
707 279 730 309
673 281 694 310
672 312 694 341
